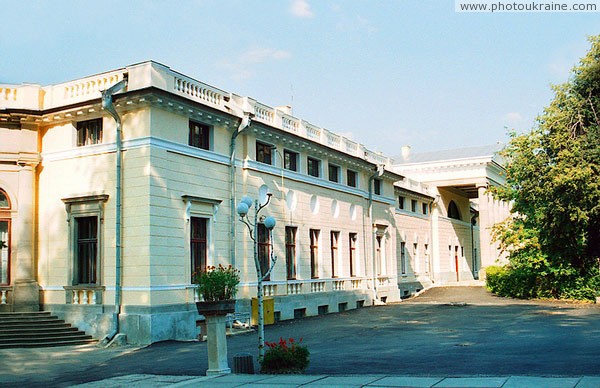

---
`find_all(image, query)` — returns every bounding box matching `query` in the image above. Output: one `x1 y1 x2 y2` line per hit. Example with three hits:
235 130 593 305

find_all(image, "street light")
236 192 277 359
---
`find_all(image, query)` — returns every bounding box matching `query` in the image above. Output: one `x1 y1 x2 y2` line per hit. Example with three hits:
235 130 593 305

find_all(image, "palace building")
0 61 509 344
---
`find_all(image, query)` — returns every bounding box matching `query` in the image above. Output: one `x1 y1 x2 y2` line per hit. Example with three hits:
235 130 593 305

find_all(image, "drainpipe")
368 165 384 304
101 74 128 343
230 112 253 267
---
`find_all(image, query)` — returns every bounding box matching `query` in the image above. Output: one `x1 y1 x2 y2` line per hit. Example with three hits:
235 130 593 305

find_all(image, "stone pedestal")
205 314 231 376
13 279 39 312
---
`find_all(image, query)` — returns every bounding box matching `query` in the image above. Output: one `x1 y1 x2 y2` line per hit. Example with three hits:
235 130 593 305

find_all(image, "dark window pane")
191 217 208 281
328 165 339 183
349 233 357 277
76 216 98 284
285 226 297 280
374 179 382 195
308 157 320 177
189 121 210 150
77 119 103 146
347 170 357 187
284 150 298 171
310 229 320 278
256 142 273 165
258 223 271 280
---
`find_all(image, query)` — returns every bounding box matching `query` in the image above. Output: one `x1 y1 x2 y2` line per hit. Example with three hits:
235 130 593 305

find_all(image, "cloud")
221 46 292 81
241 48 291 64
504 112 523 125
290 0 314 18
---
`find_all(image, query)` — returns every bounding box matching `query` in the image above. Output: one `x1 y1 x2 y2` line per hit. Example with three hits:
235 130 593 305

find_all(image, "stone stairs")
0 311 95 348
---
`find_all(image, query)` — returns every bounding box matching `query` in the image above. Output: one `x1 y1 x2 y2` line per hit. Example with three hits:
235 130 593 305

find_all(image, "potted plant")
194 264 240 316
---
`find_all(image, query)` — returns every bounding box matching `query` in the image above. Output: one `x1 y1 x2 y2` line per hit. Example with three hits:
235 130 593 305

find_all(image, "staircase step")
0 329 82 339
0 338 96 349
0 334 93 343
0 322 71 330
0 311 96 349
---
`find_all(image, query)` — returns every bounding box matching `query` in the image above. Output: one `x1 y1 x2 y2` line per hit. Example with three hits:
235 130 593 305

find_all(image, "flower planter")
196 299 236 316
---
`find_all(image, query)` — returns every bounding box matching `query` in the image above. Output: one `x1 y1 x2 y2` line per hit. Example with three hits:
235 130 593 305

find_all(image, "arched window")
448 200 461 221
0 190 9 209
0 189 11 285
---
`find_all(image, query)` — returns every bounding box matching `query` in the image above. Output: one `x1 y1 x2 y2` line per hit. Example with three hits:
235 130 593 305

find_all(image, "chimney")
401 145 411 161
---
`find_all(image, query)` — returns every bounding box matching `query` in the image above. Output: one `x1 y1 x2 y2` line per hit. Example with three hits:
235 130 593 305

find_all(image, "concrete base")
205 314 231 376
206 367 232 376
12 279 39 312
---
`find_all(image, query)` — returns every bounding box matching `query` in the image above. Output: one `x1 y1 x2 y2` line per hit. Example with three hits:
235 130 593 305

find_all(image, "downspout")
101 74 128 343
368 165 384 304
230 113 253 267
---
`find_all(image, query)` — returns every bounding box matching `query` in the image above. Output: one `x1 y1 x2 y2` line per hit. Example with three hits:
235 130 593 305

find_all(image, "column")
13 162 40 311
477 184 493 276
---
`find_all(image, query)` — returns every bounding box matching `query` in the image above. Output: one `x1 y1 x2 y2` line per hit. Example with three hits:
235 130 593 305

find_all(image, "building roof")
393 143 504 165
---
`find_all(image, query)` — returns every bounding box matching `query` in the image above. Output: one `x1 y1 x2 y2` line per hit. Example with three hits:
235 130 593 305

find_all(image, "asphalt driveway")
1 286 599 387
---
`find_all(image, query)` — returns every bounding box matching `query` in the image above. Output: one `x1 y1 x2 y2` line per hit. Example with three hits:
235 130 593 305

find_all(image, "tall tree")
492 35 600 297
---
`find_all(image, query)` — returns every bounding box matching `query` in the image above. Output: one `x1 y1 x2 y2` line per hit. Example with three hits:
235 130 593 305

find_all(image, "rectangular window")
398 196 405 210
400 242 407 275
413 242 419 273
258 223 271 280
0 220 10 285
189 120 210 150
307 157 320 177
424 243 430 273
191 217 208 282
328 164 340 183
77 118 102 146
411 199 418 212
75 216 98 284
285 226 297 280
376 235 383 276
374 179 382 195
330 231 340 277
256 142 273 165
349 233 357 277
310 229 320 278
284 150 298 171
347 170 357 187
422 203 429 215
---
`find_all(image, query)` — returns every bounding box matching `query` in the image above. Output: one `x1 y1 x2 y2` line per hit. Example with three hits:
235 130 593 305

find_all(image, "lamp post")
236 193 277 359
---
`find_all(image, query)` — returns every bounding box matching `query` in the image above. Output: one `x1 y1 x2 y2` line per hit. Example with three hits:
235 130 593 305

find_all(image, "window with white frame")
62 195 108 286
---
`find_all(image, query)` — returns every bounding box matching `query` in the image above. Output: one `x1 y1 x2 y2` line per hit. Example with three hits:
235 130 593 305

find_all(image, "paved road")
1 286 599 387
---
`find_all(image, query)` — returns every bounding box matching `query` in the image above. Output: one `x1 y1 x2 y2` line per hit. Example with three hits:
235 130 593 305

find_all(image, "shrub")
260 337 309 374
486 264 600 302
193 264 240 301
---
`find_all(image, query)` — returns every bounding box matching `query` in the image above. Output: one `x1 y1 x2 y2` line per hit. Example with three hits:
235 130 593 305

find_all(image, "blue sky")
1 0 598 156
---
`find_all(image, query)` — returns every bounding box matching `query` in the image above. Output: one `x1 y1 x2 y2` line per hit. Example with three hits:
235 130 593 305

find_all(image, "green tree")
491 35 600 299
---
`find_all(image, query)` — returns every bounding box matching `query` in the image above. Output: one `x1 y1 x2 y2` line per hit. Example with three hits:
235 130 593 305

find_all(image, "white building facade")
0 61 508 344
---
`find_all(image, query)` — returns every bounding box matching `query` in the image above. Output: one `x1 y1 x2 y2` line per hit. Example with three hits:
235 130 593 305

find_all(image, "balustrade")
173 76 224 106
306 125 321 141
282 115 299 132
0 287 10 305
64 286 104 305
310 281 326 293
377 276 391 287
287 282 303 295
263 284 277 297
332 280 346 291
254 103 275 123
63 73 123 100
351 279 363 289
